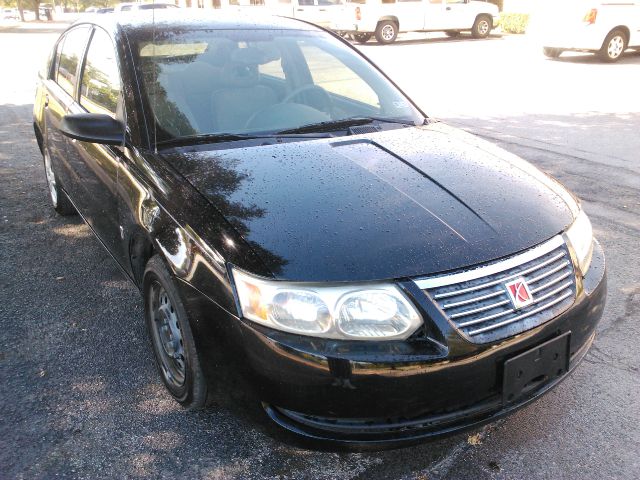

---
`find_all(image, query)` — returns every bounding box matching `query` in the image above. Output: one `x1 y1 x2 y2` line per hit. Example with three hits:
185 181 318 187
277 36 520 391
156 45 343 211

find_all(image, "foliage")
499 12 530 34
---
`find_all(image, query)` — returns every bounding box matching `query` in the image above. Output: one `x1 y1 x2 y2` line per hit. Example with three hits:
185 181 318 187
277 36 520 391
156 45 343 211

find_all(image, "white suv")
539 1 640 62
331 0 500 44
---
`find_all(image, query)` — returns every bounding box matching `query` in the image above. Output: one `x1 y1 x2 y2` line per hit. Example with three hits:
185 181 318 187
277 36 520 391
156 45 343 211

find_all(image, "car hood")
162 122 577 282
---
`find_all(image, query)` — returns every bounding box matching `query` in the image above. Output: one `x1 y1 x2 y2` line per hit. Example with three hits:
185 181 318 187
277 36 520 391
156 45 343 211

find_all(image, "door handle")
297 8 304 11
446 6 451 10
319 8 326 11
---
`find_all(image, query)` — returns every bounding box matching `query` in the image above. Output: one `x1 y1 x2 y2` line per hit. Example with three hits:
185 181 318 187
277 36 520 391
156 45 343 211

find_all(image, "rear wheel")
445 30 461 38
43 148 76 216
543 47 562 58
144 255 208 409
353 32 372 44
375 20 398 44
599 29 627 62
471 15 492 39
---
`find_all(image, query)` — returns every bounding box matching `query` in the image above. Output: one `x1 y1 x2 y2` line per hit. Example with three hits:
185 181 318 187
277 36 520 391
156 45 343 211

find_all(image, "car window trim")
54 24 92 102
78 25 125 121
77 25 129 147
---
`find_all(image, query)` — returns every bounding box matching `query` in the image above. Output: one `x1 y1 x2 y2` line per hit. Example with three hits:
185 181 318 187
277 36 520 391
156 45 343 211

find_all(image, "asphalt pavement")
1 24 639 479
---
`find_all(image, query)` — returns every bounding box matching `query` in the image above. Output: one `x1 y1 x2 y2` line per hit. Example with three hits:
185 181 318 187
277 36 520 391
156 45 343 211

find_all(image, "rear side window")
56 26 90 98
80 28 121 117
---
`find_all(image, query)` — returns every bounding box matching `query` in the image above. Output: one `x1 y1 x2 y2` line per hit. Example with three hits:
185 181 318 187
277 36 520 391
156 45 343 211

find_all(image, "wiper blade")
156 133 273 148
276 116 419 135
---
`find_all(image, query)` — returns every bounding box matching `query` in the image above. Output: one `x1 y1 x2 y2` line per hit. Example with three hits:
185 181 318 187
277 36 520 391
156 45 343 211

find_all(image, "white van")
225 0 344 29
331 0 500 44
538 0 640 62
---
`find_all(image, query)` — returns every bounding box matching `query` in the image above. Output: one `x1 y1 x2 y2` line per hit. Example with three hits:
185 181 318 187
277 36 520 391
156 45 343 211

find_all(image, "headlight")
231 267 423 340
565 209 594 276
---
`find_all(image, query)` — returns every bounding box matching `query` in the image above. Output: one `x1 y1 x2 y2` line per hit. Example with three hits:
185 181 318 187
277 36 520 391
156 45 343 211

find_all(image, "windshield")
132 28 423 144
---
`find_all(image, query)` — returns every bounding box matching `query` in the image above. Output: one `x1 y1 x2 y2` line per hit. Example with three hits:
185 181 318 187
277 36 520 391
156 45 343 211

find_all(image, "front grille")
415 236 577 344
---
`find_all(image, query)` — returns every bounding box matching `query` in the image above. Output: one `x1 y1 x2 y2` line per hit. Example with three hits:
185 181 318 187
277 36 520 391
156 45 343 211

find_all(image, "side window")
80 28 121 117
298 42 379 108
56 26 90 98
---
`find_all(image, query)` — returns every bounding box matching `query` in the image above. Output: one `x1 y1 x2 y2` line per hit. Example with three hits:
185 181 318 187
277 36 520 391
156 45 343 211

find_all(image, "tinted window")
56 26 90 98
135 29 422 142
80 28 121 117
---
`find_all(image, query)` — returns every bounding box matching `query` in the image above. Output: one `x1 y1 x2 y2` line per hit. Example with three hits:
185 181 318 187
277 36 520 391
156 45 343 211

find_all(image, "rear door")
67 26 127 261
422 0 447 30
295 0 343 28
440 0 474 30
44 26 91 201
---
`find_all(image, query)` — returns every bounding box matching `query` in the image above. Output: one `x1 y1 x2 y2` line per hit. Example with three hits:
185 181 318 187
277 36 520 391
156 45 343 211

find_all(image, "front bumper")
184 240 606 447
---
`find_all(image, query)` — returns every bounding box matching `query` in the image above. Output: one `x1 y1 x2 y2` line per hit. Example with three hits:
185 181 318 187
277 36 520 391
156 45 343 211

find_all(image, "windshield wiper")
155 133 275 148
276 116 420 135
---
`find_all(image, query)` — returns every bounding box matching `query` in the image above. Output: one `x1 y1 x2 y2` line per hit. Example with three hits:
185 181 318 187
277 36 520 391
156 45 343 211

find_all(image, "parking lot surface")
1 25 639 479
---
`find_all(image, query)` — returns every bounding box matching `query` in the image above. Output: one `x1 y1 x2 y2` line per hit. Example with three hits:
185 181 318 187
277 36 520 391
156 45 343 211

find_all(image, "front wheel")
43 148 76 216
599 29 627 62
375 21 398 44
353 32 373 44
543 47 562 58
471 15 492 39
144 255 208 409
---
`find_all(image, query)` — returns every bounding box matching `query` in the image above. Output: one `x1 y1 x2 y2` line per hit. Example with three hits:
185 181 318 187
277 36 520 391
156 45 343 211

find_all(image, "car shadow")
353 33 503 47
545 48 640 65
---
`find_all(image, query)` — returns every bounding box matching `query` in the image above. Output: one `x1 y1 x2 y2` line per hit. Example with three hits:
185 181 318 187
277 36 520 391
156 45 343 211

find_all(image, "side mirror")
60 113 125 146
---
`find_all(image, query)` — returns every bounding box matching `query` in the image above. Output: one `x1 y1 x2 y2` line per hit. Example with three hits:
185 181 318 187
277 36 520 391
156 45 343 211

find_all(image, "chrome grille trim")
414 235 565 291
415 236 577 343
468 291 574 336
432 251 566 300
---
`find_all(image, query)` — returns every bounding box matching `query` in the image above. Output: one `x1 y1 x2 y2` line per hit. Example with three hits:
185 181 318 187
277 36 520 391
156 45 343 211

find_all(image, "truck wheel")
471 15 492 39
543 47 562 58
445 30 461 38
599 29 627 62
353 32 373 44
375 21 398 44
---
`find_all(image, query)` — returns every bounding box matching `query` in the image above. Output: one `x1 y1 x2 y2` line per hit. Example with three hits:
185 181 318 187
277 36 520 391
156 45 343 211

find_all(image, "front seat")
210 48 278 132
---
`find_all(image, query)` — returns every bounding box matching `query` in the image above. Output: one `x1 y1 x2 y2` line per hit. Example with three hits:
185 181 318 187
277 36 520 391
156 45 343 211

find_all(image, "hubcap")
478 20 489 35
382 24 395 41
608 35 624 58
44 151 57 207
151 283 186 388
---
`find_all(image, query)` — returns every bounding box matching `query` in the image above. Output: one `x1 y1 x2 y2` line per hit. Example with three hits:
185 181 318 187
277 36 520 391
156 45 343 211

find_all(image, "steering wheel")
282 84 333 115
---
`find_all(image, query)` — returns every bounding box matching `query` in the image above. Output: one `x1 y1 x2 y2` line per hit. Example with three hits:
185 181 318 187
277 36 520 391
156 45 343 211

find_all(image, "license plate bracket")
503 332 570 405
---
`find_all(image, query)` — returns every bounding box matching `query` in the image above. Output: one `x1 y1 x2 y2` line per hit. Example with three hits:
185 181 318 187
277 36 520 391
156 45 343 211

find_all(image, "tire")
43 147 76 216
445 30 461 38
144 255 208 409
543 47 562 58
375 20 398 44
599 29 627 62
471 15 492 39
353 32 372 44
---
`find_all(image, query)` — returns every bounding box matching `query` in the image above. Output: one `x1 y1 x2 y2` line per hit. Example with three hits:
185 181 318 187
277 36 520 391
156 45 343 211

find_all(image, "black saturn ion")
33 11 606 447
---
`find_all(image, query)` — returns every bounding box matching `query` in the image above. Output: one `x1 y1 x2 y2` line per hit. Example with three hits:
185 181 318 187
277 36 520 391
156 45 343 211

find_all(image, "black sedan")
33 12 606 448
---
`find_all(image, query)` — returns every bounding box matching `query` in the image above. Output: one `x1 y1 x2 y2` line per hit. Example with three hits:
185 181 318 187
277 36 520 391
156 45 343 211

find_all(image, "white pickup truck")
331 0 500 44
224 0 345 29
537 0 640 62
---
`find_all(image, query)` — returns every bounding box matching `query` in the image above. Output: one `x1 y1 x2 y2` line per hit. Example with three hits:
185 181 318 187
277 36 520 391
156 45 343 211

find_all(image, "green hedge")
499 13 530 34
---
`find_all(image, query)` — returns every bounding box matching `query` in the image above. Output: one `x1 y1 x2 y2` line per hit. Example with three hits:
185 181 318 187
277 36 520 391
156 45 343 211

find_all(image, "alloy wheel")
382 24 395 42
44 150 58 207
607 35 624 59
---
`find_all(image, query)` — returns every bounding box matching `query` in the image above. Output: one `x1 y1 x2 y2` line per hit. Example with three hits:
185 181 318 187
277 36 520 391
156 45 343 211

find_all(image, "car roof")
72 10 319 37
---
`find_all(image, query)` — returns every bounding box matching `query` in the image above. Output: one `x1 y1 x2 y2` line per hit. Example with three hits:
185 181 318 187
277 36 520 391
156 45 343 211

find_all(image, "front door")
67 26 126 263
